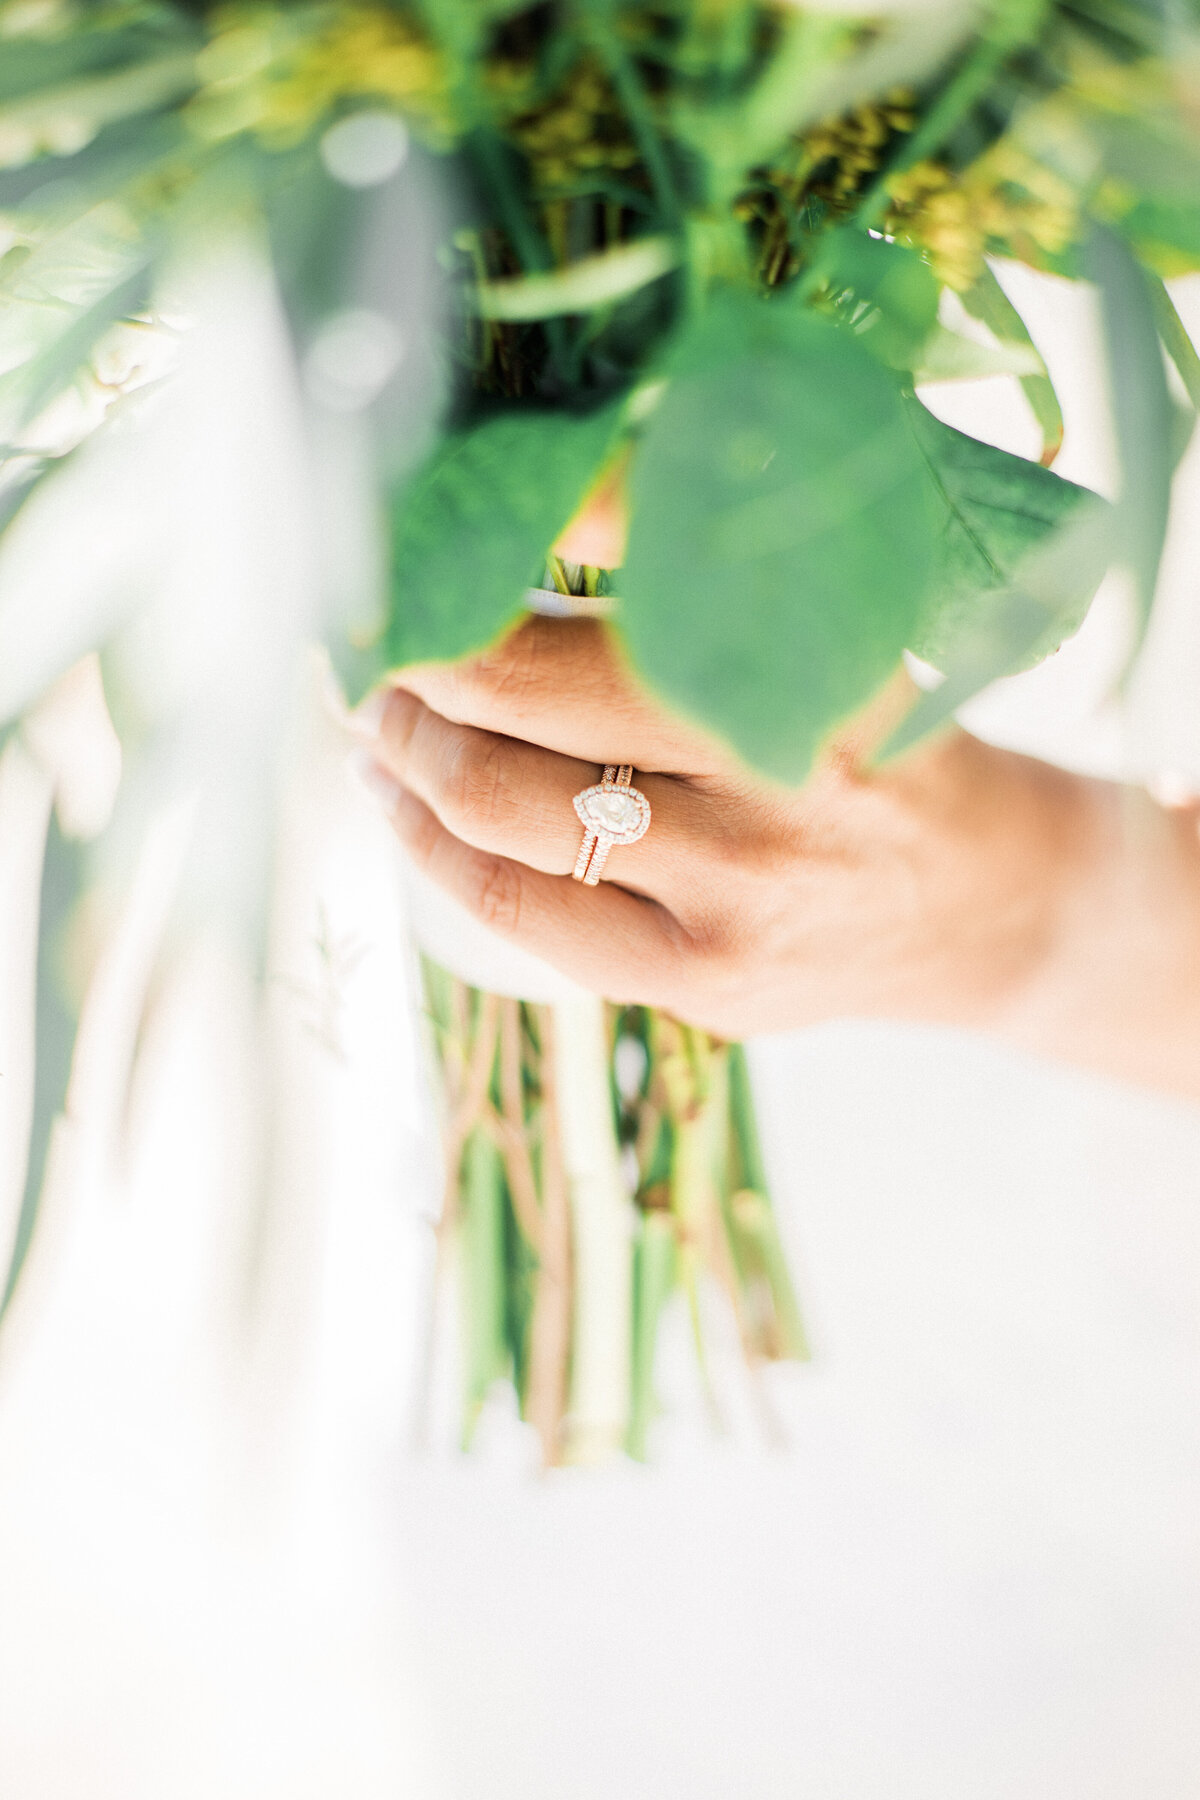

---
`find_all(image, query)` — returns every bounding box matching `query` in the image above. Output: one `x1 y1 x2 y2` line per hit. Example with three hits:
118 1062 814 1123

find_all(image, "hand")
351 615 1170 1059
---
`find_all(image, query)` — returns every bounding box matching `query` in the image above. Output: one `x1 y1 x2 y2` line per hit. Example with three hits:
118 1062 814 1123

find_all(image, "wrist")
992 767 1200 1098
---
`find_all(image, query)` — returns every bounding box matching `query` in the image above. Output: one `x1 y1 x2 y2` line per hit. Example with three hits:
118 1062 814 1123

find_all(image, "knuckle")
442 735 508 832
460 617 606 719
488 645 543 713
675 901 736 967
463 627 547 717
380 685 422 755
416 659 492 730
470 856 523 935
402 802 441 865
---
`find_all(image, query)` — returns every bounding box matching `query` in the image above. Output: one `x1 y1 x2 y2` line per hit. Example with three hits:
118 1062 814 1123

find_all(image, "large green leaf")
820 228 940 370
881 497 1115 760
905 400 1108 669
618 291 938 780
385 403 622 669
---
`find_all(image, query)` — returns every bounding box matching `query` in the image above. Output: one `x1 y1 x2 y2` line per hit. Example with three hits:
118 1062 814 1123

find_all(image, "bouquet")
1 0 1198 1461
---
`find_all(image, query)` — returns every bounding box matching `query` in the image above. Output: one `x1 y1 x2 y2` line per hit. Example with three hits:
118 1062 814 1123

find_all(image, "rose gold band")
573 765 634 886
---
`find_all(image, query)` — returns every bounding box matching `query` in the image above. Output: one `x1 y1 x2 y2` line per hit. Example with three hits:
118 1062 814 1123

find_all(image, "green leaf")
821 228 940 370
473 237 680 321
1089 114 1200 275
1118 200 1200 278
905 400 1108 669
883 596 1056 761
1084 227 1172 630
0 11 197 101
878 401 1114 760
725 1042 807 1361
675 10 853 200
1148 275 1200 412
385 403 622 668
619 292 938 781
460 1129 510 1445
0 50 197 163
881 497 1115 759
0 197 155 454
959 264 1064 464
0 256 152 444
1094 112 1200 211
912 326 1043 384
626 1213 675 1463
1 810 85 1326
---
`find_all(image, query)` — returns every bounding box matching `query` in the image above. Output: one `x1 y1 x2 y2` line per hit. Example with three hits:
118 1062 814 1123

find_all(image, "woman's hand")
348 613 1200 1098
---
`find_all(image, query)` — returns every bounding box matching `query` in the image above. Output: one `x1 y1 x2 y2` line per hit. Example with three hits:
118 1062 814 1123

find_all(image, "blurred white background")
1 243 1199 1800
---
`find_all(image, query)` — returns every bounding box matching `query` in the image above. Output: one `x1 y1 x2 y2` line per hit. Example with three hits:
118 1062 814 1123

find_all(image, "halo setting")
571 765 651 884
573 782 650 844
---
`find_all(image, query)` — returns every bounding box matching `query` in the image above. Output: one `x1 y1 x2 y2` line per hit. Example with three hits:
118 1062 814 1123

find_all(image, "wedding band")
572 764 651 886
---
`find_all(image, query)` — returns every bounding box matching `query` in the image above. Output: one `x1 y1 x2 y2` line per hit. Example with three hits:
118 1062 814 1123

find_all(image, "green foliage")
0 0 1195 783
1 812 85 1325
0 258 153 447
1123 200 1200 276
724 1040 807 1359
1085 226 1172 627
1149 277 1200 412
820 228 941 369
627 1212 674 1461
881 497 1113 758
884 593 1071 759
905 400 1107 669
619 290 937 780
460 1129 510 1440
960 264 1063 464
1091 84 1200 277
385 402 622 669
0 13 197 109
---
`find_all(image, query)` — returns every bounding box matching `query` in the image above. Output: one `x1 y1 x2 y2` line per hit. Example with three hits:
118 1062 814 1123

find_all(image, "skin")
352 610 1200 1102
350 478 1200 1098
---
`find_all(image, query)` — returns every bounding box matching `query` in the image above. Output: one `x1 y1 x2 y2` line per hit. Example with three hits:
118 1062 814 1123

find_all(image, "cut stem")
553 992 633 1464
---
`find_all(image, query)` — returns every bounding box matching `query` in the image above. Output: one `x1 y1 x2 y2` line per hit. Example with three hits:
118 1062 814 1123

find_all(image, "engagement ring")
572 764 651 885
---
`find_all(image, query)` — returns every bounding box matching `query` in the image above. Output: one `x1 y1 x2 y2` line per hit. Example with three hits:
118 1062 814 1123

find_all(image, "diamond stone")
595 790 636 830
574 782 650 844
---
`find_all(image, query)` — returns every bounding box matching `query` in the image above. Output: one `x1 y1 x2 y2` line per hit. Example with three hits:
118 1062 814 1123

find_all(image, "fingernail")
348 747 402 816
348 687 392 741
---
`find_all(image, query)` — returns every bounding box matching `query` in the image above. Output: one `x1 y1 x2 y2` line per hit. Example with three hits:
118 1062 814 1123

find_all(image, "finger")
371 688 701 898
376 779 686 1004
394 615 729 776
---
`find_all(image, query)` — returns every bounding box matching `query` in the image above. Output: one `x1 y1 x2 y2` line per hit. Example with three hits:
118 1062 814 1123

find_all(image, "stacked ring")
572 764 651 885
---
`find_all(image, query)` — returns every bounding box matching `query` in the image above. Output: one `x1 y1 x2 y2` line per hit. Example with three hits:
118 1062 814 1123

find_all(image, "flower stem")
552 992 633 1463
